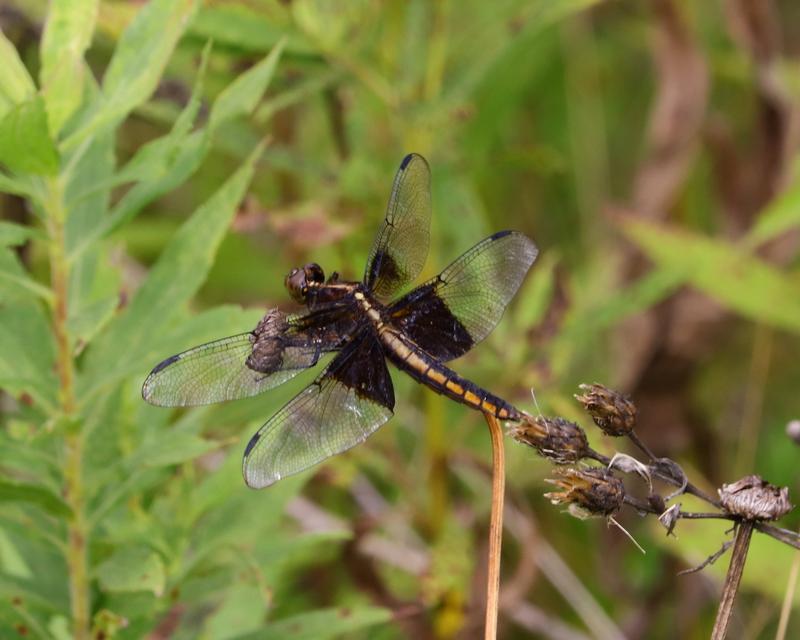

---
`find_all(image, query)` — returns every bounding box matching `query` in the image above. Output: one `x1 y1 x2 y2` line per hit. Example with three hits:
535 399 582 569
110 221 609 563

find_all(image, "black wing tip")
150 354 180 375
489 230 514 241
399 152 429 170
489 230 538 251
243 431 261 458
142 354 181 405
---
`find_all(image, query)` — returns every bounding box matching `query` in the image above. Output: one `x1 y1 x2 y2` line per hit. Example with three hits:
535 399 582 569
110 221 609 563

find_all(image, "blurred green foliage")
1 0 799 638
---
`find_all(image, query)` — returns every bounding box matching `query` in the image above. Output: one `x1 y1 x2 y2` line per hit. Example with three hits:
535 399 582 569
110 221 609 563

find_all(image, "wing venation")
389 230 538 361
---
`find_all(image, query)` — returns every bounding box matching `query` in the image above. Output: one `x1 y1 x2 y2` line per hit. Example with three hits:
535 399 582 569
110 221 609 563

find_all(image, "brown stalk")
483 412 505 640
711 521 754 640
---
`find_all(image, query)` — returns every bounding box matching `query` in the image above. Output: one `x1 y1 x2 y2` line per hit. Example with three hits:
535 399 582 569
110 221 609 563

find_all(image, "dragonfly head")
285 262 325 303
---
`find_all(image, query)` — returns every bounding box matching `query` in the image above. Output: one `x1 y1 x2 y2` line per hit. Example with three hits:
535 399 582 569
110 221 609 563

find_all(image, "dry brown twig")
483 412 506 640
506 382 797 639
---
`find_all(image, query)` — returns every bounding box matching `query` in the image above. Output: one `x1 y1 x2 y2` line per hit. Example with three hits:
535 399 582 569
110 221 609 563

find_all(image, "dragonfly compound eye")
285 267 308 303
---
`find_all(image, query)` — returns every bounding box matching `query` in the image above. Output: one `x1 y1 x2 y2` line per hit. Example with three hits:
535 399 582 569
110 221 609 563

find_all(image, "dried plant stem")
711 521 754 640
483 412 505 640
775 539 800 640
46 178 89 640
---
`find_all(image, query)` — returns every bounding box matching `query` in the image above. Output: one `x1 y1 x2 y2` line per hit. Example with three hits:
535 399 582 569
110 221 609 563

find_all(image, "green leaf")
12 266 50 300
94 547 165 596
0 481 72 519
619 218 800 333
67 43 211 262
191 4 311 54
0 221 44 247
0 97 60 175
67 293 118 348
0 29 35 119
201 584 268 639
83 143 265 388
0 249 53 303
232 607 392 640
746 175 800 247
0 171 36 198
62 0 198 150
208 37 286 132
39 0 99 135
0 300 58 410
60 128 121 349
114 40 210 187
132 431 221 468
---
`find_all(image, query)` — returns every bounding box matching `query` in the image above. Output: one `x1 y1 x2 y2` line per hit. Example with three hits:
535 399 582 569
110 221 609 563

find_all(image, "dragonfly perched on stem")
143 153 538 488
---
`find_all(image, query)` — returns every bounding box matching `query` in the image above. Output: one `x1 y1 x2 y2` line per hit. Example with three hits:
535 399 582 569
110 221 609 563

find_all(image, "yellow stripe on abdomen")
463 390 481 407
445 379 465 396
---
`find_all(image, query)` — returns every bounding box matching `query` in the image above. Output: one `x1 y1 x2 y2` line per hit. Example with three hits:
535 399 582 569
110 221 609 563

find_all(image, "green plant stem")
46 177 90 640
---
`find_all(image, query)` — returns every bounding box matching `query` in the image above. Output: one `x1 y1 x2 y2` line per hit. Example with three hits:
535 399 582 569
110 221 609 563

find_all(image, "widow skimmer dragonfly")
142 154 538 488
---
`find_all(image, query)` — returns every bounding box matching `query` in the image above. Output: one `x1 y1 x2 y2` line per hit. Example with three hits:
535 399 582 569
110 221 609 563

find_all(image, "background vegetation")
1 0 799 638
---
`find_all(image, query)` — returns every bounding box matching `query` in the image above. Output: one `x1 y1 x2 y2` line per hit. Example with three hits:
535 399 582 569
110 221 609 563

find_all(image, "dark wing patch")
242 330 394 489
389 230 538 362
364 153 431 300
141 308 357 407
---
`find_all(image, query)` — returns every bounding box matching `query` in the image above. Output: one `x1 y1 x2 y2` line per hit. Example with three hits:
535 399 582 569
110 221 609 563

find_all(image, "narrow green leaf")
0 97 60 175
0 481 72 519
0 171 36 197
114 39 210 187
65 125 113 253
620 218 800 333
83 143 265 384
132 432 221 468
191 5 311 54
62 128 119 348
0 300 58 410
0 221 44 247
558 268 684 344
209 37 286 132
512 251 558 332
0 29 35 119
67 294 118 348
94 547 165 596
232 607 392 640
39 0 99 135
746 177 800 247
62 0 198 150
0 250 53 303
67 43 211 262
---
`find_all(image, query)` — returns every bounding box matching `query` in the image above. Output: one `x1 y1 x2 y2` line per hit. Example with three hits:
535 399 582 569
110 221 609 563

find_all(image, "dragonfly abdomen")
378 327 518 421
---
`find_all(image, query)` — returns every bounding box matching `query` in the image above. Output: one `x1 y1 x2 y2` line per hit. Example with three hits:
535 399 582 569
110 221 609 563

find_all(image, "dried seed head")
658 504 680 536
718 475 793 521
509 415 589 464
545 467 625 519
575 383 637 436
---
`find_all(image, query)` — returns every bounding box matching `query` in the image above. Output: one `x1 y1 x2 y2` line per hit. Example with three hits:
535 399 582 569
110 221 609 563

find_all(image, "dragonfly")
142 154 538 488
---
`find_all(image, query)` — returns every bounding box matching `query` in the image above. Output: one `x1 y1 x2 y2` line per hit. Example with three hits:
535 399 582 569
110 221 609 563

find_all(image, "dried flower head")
718 475 793 521
545 467 625 519
575 383 637 436
508 415 589 464
658 503 680 536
